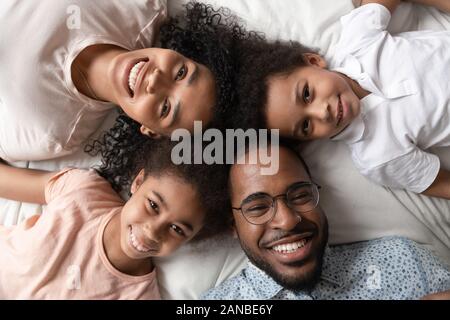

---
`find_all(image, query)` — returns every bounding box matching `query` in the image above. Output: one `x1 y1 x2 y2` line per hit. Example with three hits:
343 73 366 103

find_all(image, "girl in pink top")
0 138 229 299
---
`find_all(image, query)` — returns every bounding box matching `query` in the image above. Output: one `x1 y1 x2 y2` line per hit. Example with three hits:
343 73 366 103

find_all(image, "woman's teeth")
271 239 308 254
130 227 151 253
128 61 146 94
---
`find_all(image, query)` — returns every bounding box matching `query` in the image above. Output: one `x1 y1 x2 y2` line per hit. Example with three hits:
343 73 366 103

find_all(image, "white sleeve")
360 148 441 193
338 3 392 56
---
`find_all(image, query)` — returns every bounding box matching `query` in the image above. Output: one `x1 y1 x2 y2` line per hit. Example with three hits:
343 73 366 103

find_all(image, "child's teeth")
130 228 150 253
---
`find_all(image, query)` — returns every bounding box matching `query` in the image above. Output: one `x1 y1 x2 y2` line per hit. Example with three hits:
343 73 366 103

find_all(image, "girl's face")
120 170 205 259
265 54 361 140
109 48 216 138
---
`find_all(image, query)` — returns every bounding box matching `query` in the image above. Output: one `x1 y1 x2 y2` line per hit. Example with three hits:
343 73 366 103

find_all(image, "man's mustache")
259 222 317 248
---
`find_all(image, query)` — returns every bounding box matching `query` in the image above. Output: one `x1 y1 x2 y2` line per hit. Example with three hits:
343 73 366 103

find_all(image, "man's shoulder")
332 236 418 251
329 236 433 265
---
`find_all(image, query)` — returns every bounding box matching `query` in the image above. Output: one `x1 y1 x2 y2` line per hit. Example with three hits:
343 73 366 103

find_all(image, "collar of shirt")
244 246 345 299
331 114 365 144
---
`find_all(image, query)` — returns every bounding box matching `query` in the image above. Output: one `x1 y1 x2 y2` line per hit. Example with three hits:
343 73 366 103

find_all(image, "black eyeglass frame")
232 181 322 225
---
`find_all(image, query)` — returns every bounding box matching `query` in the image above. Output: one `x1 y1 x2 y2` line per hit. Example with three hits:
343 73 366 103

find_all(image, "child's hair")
86 119 231 241
224 39 317 131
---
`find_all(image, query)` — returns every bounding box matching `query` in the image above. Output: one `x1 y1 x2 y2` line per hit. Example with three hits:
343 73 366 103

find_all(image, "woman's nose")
146 68 167 94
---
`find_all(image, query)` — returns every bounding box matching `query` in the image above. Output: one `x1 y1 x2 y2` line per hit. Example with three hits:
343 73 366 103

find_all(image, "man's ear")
303 53 328 69
140 125 161 139
130 169 146 195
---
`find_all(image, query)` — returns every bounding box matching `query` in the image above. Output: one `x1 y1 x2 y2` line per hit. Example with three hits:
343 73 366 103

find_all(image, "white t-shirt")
0 0 167 161
331 3 450 193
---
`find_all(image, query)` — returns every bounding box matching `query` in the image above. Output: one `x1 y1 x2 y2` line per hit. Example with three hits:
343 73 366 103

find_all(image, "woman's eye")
160 99 170 118
303 85 311 103
302 119 311 136
175 65 188 81
170 224 186 237
148 199 159 213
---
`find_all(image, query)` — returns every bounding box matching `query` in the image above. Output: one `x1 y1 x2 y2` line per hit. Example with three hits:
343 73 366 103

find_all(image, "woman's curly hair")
160 1 263 128
86 1 263 193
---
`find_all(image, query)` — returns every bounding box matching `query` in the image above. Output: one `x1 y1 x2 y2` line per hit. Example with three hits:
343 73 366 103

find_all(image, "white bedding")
1 0 449 300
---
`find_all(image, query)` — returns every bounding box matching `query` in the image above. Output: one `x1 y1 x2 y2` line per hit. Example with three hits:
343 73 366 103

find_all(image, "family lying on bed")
1 0 450 299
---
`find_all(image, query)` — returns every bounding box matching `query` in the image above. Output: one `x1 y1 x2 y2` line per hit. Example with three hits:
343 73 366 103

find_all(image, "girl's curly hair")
87 129 231 241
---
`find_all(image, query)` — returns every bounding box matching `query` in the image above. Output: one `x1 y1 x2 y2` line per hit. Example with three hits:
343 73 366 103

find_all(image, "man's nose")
146 68 168 94
269 199 301 231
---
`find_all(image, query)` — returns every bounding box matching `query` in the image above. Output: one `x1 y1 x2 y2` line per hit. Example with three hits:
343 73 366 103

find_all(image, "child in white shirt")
233 0 450 199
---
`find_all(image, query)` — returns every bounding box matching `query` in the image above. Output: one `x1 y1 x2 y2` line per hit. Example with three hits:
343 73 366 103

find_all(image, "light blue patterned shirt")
202 237 450 300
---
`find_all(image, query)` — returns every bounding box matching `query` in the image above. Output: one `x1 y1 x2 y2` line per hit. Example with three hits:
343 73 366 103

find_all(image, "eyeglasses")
232 182 321 225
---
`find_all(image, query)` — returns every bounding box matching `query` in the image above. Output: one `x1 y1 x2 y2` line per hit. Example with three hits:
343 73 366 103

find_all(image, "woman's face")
109 48 216 137
120 170 205 259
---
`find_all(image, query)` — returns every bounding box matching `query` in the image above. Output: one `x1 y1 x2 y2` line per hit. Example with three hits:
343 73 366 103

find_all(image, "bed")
1 0 449 299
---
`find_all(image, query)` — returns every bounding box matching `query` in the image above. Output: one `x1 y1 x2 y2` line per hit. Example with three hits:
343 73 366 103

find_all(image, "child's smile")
265 53 365 140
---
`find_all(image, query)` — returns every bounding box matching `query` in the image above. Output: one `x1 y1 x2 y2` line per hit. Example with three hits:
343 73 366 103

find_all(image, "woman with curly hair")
0 0 258 162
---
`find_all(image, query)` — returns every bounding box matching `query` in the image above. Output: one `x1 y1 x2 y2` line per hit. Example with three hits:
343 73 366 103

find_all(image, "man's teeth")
272 239 308 253
128 61 146 94
130 228 150 253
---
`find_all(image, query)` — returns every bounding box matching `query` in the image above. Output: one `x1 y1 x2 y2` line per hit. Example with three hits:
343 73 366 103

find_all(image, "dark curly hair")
86 1 263 195
88 131 231 241
160 1 263 129
225 40 317 131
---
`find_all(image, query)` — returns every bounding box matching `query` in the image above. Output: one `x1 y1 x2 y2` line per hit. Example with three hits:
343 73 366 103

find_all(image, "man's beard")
240 222 328 291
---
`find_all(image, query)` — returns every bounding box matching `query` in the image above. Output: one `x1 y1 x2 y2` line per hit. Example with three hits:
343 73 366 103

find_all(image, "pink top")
0 169 160 299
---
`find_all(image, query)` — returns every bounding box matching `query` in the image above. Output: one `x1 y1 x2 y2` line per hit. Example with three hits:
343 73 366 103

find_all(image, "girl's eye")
175 65 188 81
160 99 170 118
148 199 159 213
303 85 311 103
302 119 311 136
170 224 186 237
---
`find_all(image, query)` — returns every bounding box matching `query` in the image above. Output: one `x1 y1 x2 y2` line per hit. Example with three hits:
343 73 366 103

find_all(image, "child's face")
265 54 361 140
120 170 205 259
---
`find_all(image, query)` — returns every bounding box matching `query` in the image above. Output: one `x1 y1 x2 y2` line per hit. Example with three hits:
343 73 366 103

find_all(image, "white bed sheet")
1 0 449 300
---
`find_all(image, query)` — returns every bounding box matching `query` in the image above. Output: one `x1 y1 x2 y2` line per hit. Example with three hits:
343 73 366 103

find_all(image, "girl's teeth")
128 61 146 94
272 239 308 253
130 228 150 253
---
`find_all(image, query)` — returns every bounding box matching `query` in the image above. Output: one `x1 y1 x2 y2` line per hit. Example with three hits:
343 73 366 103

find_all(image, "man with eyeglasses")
202 144 450 300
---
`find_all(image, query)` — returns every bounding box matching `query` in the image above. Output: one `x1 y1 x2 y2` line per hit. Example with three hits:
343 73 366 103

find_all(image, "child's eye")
148 199 159 213
302 119 311 136
175 65 188 81
303 85 311 103
160 99 170 118
170 224 186 237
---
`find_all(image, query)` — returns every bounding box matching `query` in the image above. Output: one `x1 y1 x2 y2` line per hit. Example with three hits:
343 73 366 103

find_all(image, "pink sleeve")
44 168 119 204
